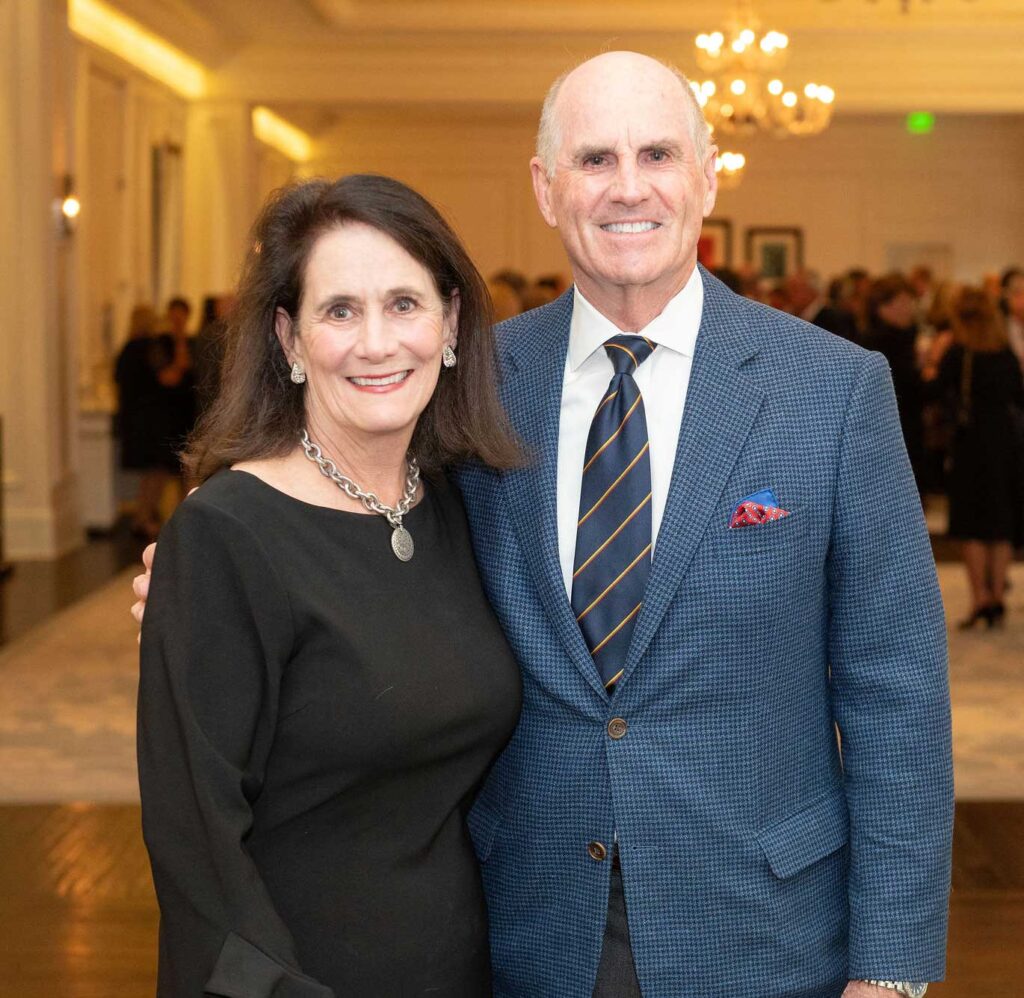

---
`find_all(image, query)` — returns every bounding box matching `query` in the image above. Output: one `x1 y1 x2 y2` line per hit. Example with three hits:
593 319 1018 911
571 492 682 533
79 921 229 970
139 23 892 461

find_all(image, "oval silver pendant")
391 525 414 562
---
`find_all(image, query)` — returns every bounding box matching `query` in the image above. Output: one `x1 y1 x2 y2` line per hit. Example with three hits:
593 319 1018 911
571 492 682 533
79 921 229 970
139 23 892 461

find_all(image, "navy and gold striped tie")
571 334 656 690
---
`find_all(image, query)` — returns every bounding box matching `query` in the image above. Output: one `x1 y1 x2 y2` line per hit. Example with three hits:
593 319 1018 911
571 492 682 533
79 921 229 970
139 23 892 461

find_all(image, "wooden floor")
0 803 1022 996
0 526 144 648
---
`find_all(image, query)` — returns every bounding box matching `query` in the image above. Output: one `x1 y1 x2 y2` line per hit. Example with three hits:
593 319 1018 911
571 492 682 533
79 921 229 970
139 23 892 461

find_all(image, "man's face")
531 56 717 305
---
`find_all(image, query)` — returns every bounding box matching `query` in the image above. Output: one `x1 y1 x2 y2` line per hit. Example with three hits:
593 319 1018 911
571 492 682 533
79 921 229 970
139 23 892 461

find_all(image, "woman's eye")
393 297 416 313
329 305 351 320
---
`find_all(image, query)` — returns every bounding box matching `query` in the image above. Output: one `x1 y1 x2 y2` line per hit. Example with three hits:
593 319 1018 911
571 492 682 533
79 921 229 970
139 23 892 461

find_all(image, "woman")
927 286 1024 627
115 302 194 538
138 175 523 996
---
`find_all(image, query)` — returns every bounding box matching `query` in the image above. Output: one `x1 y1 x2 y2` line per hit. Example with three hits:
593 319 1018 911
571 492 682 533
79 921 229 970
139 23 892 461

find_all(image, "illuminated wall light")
805 83 819 99
730 79 747 96
818 86 835 104
739 29 755 45
782 91 798 108
906 111 935 134
252 106 314 163
768 79 784 96
68 0 206 100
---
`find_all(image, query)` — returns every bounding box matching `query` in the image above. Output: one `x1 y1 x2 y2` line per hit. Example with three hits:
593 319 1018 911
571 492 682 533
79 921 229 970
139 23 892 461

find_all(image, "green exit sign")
906 112 935 135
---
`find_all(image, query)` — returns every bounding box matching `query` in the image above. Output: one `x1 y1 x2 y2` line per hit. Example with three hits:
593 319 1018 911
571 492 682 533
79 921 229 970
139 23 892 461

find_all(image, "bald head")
536 51 710 178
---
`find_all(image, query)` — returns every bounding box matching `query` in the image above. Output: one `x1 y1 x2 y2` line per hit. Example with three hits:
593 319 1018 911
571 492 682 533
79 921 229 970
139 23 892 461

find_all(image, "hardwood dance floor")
1 802 1022 996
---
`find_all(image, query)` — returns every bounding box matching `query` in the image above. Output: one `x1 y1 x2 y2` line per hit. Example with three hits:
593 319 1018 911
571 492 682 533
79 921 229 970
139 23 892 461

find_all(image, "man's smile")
599 221 662 234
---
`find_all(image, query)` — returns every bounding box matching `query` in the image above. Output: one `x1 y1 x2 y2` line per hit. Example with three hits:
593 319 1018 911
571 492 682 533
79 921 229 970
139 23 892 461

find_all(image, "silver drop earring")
442 345 457 369
290 362 306 384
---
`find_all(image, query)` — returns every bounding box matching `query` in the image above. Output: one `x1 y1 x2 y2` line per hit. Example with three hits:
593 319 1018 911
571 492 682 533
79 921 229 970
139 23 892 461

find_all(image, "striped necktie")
571 334 656 690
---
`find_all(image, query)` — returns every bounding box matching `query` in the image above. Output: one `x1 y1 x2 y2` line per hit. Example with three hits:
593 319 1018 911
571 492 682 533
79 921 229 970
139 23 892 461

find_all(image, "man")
135 52 952 998
457 53 951 998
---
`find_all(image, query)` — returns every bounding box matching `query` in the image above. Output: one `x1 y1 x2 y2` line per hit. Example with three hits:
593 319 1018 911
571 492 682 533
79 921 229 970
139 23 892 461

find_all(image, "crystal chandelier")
690 5 835 139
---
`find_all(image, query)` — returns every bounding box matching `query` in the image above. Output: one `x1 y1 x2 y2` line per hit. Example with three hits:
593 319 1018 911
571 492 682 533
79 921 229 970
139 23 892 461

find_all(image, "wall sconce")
55 175 80 237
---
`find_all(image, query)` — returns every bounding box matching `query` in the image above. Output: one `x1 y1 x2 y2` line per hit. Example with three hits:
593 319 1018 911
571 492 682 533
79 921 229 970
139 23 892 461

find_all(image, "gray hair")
535 56 711 178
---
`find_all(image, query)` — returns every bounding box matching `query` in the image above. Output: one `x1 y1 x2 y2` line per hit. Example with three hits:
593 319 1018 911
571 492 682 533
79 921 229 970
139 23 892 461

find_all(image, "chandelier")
690 5 835 139
715 151 746 190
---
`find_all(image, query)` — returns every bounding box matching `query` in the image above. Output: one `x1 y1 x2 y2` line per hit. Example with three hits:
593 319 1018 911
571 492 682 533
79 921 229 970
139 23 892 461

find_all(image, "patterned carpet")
0 563 1021 803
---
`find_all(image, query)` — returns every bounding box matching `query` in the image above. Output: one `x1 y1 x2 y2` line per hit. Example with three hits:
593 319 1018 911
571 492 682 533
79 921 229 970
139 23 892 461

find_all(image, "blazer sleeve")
825 351 954 981
138 497 334 998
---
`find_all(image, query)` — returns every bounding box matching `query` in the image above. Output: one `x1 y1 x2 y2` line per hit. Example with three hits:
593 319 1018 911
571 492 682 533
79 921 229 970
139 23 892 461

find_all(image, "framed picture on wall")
745 227 804 279
698 218 733 269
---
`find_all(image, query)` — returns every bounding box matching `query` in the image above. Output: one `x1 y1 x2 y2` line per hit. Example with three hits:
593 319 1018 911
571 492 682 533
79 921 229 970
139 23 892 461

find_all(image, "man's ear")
444 288 461 350
702 143 719 218
274 307 299 364
530 157 558 229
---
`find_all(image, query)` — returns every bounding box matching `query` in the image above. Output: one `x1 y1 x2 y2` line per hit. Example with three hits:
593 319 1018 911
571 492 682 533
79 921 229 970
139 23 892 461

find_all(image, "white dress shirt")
556 268 704 597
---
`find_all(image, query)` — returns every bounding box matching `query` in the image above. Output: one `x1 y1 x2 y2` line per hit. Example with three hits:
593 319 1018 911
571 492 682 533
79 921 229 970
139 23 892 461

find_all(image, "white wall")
713 113 1024 282
309 109 568 285
311 109 1024 286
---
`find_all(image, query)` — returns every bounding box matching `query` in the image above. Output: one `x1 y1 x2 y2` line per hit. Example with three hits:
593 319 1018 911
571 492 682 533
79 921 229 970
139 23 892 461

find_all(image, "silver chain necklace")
299 429 420 562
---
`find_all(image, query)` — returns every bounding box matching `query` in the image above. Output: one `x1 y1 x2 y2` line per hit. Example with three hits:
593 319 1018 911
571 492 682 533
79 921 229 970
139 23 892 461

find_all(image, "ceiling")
108 0 1024 127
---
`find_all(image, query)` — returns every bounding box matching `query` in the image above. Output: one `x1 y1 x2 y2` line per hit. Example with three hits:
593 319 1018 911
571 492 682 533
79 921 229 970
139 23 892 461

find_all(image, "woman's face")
279 222 456 451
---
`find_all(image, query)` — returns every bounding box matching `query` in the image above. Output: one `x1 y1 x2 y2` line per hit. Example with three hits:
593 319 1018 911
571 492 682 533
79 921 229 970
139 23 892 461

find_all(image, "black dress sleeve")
138 496 334 997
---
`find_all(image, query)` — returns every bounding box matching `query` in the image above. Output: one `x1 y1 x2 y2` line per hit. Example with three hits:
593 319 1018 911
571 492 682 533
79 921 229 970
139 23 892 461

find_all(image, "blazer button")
607 717 628 740
587 841 608 862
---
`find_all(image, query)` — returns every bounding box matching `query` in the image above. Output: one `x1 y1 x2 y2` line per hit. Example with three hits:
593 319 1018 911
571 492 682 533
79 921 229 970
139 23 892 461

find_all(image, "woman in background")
114 304 172 538
927 286 1024 627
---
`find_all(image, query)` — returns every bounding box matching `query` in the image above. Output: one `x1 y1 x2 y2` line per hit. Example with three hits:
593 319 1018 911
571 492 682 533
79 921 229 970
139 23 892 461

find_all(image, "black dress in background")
138 469 522 997
865 318 925 483
114 334 195 473
937 345 1024 544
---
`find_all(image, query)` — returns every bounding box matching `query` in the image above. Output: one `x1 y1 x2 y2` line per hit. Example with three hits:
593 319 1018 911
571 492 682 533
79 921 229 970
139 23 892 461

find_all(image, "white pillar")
0 0 82 558
181 101 259 308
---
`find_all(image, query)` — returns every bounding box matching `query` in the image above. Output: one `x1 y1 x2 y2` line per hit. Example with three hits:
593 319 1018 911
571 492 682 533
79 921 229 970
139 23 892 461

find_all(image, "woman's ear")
274 307 299 364
444 288 461 350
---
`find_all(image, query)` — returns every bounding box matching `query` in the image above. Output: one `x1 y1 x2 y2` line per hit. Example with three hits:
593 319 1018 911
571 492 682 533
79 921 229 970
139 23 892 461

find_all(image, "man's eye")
648 149 669 162
583 155 607 167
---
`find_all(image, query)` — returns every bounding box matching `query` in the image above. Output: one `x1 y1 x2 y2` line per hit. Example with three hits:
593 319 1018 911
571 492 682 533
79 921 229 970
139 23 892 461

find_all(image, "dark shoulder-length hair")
184 174 521 482
951 285 1008 353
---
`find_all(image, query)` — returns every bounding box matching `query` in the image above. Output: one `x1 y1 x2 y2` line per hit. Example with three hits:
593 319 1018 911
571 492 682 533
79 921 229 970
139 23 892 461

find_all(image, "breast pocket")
723 503 808 555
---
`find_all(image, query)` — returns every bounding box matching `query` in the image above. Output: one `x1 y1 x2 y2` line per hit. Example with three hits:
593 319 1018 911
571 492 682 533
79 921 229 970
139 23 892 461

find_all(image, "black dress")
115 334 196 472
138 469 522 997
865 319 925 483
937 345 1024 543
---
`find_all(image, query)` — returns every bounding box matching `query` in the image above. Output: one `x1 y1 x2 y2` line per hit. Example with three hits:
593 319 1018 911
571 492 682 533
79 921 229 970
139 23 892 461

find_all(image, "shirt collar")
568 265 704 372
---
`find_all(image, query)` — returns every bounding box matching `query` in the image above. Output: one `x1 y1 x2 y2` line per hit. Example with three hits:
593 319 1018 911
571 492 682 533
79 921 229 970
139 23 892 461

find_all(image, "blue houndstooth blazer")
457 267 953 998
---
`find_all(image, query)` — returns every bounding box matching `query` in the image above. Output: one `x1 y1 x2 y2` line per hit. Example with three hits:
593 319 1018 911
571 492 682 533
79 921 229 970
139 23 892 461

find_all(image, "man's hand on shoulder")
843 984 901 998
132 542 156 642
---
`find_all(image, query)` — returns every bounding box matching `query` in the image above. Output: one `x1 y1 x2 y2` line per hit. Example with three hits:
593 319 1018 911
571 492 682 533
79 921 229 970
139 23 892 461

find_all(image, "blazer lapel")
500 293 608 699
620 269 766 685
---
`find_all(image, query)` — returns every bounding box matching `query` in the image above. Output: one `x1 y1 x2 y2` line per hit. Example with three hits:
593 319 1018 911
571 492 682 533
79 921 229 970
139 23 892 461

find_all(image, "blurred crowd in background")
115 262 1023 625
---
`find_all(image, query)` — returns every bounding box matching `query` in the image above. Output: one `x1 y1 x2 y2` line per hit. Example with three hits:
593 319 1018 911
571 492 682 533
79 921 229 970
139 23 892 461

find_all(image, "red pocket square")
729 501 791 529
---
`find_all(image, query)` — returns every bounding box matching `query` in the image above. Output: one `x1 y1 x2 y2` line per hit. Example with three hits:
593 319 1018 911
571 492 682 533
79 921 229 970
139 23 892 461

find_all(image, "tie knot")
604 334 656 375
